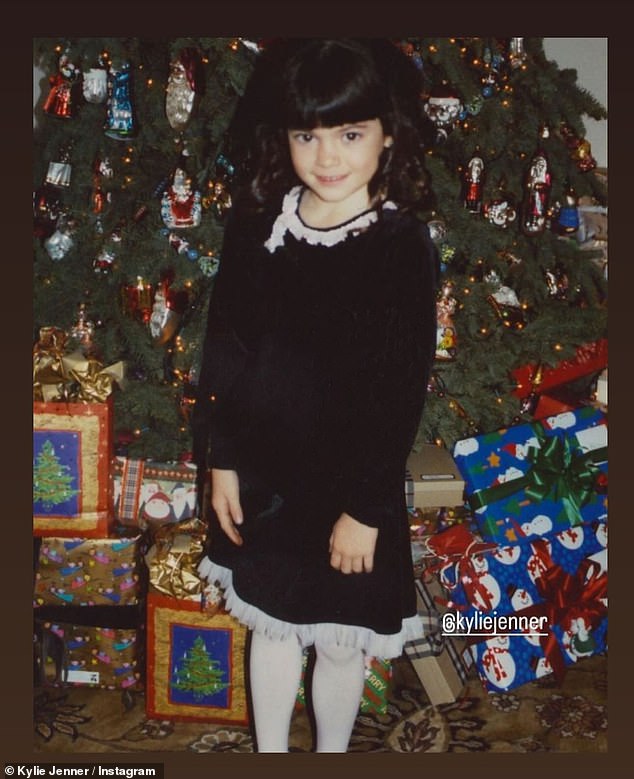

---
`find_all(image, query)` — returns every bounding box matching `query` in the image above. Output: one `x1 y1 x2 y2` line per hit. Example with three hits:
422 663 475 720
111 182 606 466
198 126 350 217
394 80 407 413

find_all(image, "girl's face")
287 119 392 222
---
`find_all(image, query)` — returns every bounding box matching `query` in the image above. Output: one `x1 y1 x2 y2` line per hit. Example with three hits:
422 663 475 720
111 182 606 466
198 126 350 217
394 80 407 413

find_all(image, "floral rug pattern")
34 654 607 753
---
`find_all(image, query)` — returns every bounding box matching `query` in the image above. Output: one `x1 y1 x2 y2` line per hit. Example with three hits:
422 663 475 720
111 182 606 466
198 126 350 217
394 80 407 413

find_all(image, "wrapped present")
452 406 608 544
403 573 473 706
511 338 607 401
112 456 198 528
431 518 607 620
469 618 607 694
405 444 465 509
34 618 142 690
33 326 125 404
427 524 609 692
409 506 479 578
33 531 146 607
468 599 607 694
145 517 207 601
145 592 248 724
295 650 392 715
33 399 114 537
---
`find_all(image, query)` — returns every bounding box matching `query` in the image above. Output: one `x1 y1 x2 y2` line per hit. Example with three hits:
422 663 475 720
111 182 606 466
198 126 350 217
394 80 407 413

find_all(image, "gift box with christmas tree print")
33 400 114 538
452 406 607 545
33 531 146 608
145 592 248 725
34 618 142 691
112 456 199 529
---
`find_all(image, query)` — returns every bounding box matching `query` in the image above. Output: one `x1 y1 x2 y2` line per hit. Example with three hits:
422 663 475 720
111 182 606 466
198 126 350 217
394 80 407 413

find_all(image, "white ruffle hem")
198 556 425 660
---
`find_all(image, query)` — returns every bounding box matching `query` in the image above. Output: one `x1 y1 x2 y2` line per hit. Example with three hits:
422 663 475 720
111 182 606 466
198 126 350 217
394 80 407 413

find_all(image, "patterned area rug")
33 653 607 753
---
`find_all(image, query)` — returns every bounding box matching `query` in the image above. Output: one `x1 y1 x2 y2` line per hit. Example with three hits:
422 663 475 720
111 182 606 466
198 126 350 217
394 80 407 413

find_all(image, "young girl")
193 38 439 753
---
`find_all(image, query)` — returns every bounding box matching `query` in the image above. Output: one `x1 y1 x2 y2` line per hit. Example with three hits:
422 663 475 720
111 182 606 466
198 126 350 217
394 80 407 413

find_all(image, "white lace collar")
264 186 397 253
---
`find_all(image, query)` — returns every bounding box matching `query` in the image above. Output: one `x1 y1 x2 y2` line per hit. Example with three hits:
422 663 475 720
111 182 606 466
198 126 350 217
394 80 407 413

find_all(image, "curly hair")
228 39 434 213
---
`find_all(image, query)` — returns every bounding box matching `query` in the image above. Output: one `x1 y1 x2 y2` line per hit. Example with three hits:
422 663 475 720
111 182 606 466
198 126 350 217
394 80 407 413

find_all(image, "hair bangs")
282 40 390 129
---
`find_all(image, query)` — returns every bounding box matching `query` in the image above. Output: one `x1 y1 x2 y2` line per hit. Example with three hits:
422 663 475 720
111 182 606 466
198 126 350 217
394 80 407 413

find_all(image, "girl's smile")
287 119 392 228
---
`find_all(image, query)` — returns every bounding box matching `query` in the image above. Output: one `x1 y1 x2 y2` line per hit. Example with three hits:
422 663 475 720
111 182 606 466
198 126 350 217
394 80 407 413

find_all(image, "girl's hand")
210 468 244 546
329 513 378 574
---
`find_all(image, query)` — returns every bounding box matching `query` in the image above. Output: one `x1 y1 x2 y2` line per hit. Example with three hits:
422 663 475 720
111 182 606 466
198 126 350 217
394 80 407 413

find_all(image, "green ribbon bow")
469 423 607 527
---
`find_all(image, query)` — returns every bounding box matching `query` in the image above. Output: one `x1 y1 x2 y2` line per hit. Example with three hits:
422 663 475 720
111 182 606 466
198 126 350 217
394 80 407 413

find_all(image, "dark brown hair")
228 38 433 212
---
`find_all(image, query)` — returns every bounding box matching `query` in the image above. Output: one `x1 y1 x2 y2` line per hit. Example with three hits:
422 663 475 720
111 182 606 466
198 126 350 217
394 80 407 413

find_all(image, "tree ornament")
45 143 73 188
427 218 447 243
82 58 108 104
463 154 485 213
33 183 63 239
198 254 220 278
483 181 517 228
90 154 113 215
44 216 75 260
560 124 597 172
149 269 189 346
42 52 81 119
508 38 528 70
480 72 499 99
435 282 458 361
93 229 122 274
202 176 232 219
161 168 202 229
68 303 95 352
486 272 527 329
105 61 136 140
519 363 543 415
165 48 203 134
521 148 552 235
423 84 463 142
122 277 154 323
553 183 580 236
544 265 569 300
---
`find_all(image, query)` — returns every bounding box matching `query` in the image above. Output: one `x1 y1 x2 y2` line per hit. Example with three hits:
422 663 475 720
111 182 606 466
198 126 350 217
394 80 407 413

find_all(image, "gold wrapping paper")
35 621 142 690
145 517 207 600
33 325 125 402
34 533 144 607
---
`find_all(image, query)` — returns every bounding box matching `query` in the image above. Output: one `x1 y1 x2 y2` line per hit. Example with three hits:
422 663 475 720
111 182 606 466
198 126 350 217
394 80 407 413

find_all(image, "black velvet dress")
194 186 438 659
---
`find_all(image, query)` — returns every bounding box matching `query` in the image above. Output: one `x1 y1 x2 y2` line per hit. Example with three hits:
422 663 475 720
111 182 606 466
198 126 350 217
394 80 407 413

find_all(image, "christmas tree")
33 37 607 460
33 440 79 508
171 634 229 700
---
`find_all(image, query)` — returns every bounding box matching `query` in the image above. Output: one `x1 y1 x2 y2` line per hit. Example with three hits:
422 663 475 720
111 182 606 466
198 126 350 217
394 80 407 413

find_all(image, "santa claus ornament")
165 48 203 134
424 84 463 142
161 168 202 229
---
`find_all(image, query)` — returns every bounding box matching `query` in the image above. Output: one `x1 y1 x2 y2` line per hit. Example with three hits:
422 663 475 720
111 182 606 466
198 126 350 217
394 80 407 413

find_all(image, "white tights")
248 631 366 753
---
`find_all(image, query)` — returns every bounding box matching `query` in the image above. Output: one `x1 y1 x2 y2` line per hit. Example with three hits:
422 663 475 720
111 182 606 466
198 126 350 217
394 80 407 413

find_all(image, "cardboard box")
406 444 465 509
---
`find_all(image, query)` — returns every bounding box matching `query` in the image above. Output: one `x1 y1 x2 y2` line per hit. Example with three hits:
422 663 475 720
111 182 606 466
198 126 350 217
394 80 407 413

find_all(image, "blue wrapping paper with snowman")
422 521 607 691
452 407 608 545
467 544 607 692
468 610 608 693
434 517 608 620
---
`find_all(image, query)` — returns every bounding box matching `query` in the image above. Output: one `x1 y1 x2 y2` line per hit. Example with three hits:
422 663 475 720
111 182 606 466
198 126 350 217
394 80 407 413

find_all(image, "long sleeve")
191 206 267 473
337 216 439 529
